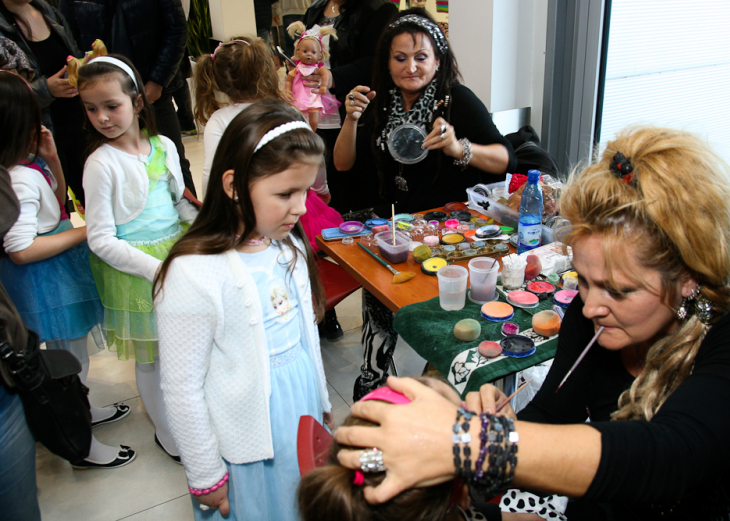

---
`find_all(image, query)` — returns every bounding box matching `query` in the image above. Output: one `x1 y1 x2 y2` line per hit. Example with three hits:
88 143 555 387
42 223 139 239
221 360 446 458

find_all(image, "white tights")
135 358 178 456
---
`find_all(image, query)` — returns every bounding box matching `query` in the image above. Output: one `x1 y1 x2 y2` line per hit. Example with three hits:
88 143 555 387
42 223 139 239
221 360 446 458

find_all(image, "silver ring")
440 124 447 133
359 448 385 472
440 132 445 141
348 93 355 100
199 504 210 511
350 100 355 106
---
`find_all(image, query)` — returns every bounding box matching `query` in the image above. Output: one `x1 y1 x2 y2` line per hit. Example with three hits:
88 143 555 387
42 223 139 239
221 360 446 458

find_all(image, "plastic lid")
527 169 541 182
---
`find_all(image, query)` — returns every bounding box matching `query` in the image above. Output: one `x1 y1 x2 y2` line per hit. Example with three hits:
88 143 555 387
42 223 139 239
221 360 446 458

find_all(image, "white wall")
208 0 257 42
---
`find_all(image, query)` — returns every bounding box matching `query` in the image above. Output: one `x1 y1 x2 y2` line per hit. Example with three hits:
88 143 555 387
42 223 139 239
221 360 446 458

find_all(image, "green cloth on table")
393 286 559 397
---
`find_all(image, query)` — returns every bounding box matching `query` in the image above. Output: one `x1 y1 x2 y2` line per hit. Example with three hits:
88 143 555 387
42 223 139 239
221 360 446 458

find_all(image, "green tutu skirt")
90 224 188 363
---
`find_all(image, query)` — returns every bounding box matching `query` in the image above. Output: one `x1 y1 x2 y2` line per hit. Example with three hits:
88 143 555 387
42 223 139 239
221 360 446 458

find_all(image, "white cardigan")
155 240 331 489
83 136 199 282
3 165 61 253
201 103 251 199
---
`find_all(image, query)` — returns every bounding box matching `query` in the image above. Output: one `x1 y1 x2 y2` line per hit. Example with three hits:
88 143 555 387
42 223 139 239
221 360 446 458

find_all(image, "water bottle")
517 170 543 254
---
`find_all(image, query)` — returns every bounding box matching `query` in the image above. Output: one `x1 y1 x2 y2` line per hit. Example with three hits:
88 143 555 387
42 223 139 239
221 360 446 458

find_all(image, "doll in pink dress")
285 22 339 131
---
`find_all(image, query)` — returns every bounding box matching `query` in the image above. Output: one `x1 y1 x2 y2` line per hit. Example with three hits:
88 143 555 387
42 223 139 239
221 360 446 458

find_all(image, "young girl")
74 54 199 463
285 22 339 131
0 71 134 469
154 99 333 520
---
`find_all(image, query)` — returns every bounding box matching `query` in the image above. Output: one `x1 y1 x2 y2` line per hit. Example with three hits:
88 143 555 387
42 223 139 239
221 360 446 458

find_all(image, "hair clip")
390 14 448 54
609 151 635 185
353 470 365 485
212 39 250 60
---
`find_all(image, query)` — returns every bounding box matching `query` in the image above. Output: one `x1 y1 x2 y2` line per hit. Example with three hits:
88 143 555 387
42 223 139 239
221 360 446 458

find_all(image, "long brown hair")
193 36 284 127
154 99 326 321
559 126 730 420
76 54 157 157
0 72 41 168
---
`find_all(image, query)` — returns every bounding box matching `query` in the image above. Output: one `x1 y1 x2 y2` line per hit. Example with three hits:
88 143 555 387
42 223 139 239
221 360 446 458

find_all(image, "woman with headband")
335 126 730 520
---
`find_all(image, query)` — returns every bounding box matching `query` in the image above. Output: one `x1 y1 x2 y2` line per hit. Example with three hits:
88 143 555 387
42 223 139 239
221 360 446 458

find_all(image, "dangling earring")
435 65 439 72
234 195 239 202
677 285 701 320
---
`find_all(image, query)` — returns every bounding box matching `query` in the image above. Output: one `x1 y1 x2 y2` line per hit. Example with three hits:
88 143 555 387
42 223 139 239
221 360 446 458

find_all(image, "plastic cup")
468 257 499 304
376 231 410 264
502 261 526 290
437 265 469 311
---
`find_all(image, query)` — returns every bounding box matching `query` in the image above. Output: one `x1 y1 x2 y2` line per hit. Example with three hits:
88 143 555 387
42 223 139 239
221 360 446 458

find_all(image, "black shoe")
71 445 136 469
319 309 344 342
91 402 131 427
155 433 183 464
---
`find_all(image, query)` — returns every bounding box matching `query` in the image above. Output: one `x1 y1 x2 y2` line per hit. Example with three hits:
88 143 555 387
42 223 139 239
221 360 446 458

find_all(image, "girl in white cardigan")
154 99 333 520
75 55 199 463
0 72 133 469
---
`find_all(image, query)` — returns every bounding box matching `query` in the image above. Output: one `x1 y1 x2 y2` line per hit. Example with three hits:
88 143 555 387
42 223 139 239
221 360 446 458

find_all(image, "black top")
519 298 730 520
352 84 517 215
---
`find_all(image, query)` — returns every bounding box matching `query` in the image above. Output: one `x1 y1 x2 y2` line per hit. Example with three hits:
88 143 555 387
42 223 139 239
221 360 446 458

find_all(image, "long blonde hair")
559 126 730 420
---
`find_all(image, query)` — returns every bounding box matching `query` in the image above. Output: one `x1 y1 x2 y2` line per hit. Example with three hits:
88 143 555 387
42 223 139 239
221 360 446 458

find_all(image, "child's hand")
194 482 229 516
323 411 335 431
37 126 58 160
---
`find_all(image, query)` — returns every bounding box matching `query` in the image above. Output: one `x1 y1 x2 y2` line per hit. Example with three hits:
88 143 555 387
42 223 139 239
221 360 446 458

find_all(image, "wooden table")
315 211 558 399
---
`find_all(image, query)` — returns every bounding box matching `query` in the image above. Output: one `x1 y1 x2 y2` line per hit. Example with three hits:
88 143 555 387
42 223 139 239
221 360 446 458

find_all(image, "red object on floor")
315 256 361 311
297 415 333 476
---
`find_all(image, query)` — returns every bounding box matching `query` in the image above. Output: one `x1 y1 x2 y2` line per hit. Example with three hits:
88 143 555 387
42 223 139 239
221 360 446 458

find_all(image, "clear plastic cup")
468 257 499 304
437 265 469 311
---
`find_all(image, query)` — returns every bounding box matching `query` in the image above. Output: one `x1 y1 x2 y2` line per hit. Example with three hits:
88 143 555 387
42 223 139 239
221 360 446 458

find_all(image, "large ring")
360 448 386 472
440 132 446 141
440 124 447 134
348 93 355 100
350 100 355 106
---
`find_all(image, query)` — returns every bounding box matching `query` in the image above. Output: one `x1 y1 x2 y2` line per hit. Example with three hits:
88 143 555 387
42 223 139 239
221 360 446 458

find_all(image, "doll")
285 22 339 131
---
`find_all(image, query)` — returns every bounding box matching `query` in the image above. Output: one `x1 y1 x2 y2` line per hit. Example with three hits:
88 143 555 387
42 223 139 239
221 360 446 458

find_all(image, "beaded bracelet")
189 472 229 496
453 138 473 170
472 414 519 499
452 406 475 481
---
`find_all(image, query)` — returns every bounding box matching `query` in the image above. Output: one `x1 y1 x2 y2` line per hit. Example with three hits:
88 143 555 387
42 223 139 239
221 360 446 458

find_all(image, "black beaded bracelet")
452 406 474 481
471 413 519 499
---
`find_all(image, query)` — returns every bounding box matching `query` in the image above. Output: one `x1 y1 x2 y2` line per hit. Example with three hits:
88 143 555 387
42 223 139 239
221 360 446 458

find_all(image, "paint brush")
391 204 396 246
357 243 416 284
496 378 533 412
556 326 604 391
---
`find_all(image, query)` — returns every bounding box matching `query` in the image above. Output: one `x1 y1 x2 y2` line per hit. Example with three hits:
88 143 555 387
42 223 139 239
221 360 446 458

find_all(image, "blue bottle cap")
527 170 541 182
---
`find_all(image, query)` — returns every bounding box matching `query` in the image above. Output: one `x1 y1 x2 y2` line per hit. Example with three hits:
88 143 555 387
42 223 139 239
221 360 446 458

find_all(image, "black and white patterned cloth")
500 489 568 520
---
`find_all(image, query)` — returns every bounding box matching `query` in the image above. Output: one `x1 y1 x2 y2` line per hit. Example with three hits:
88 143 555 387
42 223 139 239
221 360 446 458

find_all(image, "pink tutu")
300 192 343 253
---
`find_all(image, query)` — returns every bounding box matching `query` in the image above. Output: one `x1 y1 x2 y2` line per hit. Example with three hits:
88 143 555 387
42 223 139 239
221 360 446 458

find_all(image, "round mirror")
387 123 429 164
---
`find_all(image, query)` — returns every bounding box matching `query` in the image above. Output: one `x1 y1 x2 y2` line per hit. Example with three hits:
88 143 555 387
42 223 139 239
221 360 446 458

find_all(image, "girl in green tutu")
73 54 199 462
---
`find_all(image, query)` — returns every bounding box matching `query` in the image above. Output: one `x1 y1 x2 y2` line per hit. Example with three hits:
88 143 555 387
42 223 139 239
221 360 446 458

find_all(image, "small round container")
423 235 440 247
428 220 441 227
441 233 465 246
365 218 388 229
444 219 460 230
444 202 468 212
457 224 471 234
339 221 365 234
480 301 515 322
424 211 448 222
412 213 425 220
471 240 486 248
464 230 477 241
408 241 423 251
412 244 432 264
500 335 536 358
393 213 414 222
341 237 354 245
562 272 579 291
501 322 519 336
449 211 473 222
421 257 448 276
457 243 471 250
476 225 501 239
526 281 556 300
493 244 509 254
442 245 456 252
500 226 515 234
506 290 540 308
553 289 579 309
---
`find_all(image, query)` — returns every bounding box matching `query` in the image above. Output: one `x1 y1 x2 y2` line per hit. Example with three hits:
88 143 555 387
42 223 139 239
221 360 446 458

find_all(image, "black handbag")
0 323 92 462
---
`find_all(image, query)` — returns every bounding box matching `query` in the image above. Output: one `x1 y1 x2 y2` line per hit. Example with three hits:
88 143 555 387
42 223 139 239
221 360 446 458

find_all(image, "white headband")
254 121 311 153
90 56 140 90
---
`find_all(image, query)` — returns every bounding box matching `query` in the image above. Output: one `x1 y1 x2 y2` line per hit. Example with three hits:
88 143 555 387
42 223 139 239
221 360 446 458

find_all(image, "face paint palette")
339 221 365 234
480 301 515 322
424 211 448 222
441 233 465 246
553 289 579 308
365 218 388 228
476 225 501 239
500 335 536 358
421 257 448 275
506 290 540 308
526 281 556 300
444 202 468 212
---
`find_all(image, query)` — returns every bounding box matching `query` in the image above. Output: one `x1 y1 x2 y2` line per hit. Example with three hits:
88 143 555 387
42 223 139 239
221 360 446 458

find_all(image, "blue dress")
193 242 322 521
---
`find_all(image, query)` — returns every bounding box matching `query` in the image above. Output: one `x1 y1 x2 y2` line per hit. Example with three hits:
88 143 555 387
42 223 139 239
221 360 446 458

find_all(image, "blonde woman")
334 126 730 520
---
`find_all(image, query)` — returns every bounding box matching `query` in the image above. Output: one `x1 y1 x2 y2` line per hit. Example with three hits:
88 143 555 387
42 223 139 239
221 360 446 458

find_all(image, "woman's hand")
47 66 78 98
193 482 230 516
37 126 58 161
465 383 517 420
345 86 376 122
334 376 458 504
422 117 462 158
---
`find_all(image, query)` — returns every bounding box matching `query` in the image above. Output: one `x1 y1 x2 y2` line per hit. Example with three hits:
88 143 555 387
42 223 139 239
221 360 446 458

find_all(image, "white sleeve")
3 176 41 253
83 158 161 282
156 258 228 488
201 114 227 199
160 136 199 224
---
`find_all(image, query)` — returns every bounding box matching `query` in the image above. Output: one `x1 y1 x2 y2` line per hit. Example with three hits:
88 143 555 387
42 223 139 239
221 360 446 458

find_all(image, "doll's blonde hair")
287 21 337 62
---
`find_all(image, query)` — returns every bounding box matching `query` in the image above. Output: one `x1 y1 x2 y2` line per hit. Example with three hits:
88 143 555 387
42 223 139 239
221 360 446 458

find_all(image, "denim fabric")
0 386 40 521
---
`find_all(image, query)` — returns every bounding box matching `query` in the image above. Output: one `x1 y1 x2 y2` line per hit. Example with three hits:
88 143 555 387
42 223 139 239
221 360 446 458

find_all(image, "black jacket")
303 0 395 98
60 0 187 89
0 0 81 127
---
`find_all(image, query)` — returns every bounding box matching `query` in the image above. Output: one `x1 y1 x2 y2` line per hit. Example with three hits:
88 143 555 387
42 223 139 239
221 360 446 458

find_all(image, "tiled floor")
42 135 427 521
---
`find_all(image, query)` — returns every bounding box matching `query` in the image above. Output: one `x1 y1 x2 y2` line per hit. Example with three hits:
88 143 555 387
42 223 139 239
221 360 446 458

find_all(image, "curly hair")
559 126 730 420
